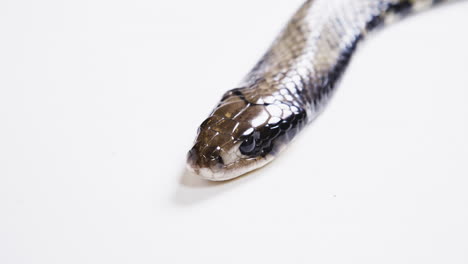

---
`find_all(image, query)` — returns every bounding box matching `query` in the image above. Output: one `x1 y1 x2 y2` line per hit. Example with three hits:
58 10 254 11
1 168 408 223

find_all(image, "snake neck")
240 0 450 122
187 0 456 181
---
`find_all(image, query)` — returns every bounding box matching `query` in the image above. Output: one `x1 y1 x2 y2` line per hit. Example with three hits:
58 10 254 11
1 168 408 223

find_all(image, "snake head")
187 88 307 181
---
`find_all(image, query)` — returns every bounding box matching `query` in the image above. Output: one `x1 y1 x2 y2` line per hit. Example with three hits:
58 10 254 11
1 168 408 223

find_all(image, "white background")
1 0 468 263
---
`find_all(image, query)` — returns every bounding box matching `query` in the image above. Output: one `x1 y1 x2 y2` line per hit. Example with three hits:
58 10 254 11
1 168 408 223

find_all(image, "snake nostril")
214 155 224 165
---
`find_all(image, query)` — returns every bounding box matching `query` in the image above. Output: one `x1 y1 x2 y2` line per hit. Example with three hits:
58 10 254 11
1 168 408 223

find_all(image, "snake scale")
187 0 455 181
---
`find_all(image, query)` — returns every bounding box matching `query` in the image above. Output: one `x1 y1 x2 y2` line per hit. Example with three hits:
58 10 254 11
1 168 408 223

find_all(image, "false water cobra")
186 0 458 181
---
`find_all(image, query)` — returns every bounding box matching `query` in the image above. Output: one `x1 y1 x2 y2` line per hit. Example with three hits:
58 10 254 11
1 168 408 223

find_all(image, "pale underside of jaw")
186 154 274 181
187 141 289 181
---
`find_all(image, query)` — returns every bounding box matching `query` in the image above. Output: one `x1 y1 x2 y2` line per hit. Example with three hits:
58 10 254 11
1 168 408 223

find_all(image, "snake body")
187 0 453 181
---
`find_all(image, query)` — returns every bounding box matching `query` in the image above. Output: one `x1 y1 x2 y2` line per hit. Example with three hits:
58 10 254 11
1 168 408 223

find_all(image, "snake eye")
240 136 256 153
238 107 307 157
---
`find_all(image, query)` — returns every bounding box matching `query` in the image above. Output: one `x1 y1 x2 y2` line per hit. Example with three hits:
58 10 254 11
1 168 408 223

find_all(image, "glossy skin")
187 87 307 180
187 0 449 181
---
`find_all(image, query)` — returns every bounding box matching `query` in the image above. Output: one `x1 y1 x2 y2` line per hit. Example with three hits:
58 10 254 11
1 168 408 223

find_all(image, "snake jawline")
187 0 452 181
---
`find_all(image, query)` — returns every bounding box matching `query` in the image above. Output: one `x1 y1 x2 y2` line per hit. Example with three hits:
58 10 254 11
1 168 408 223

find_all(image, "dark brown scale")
188 0 450 180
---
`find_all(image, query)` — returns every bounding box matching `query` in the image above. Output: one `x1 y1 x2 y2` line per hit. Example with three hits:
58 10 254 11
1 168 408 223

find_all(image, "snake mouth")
186 146 274 181
186 156 274 181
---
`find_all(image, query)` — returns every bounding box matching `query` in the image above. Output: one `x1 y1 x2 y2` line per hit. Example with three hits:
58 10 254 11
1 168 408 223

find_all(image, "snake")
186 0 456 181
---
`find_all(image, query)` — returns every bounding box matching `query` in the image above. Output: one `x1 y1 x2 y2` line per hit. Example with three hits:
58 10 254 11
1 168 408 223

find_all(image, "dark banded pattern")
187 0 453 181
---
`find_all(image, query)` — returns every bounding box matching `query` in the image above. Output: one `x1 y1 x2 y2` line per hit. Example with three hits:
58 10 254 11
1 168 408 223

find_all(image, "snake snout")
186 146 226 178
186 147 199 169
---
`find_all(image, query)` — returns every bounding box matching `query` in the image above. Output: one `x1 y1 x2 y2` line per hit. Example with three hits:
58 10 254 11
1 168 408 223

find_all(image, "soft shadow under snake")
172 166 263 206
